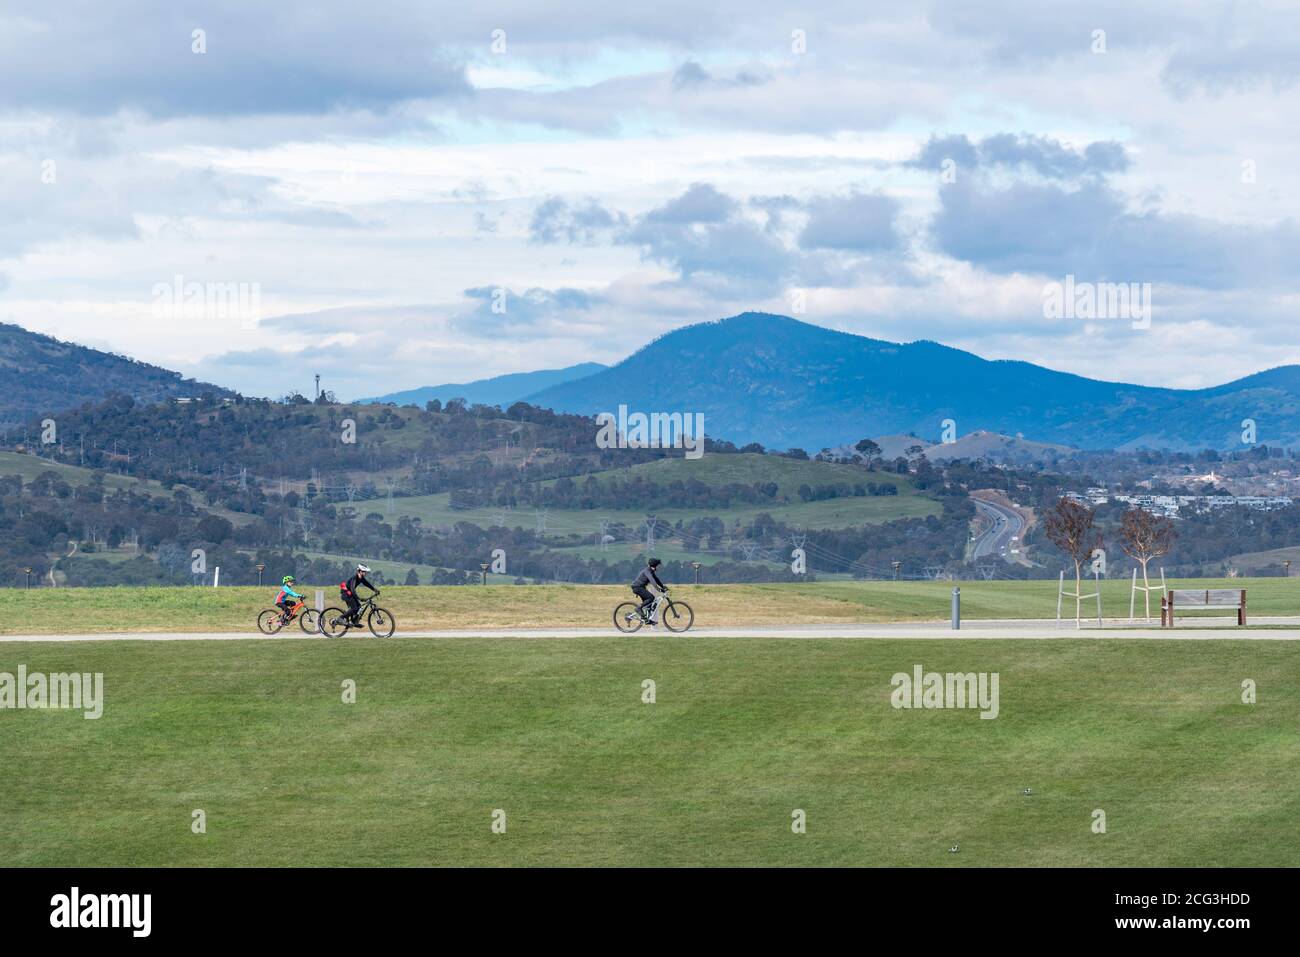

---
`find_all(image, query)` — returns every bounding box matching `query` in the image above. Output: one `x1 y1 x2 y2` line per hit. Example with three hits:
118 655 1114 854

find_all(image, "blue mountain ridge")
358 362 607 409
520 313 1300 452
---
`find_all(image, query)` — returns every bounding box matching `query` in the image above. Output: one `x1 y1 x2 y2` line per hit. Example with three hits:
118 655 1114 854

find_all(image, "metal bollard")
951 587 960 630
315 589 324 612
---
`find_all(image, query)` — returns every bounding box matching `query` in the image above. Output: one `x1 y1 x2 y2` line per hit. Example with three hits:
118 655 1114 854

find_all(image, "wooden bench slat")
1163 588 1246 627
1168 589 1244 605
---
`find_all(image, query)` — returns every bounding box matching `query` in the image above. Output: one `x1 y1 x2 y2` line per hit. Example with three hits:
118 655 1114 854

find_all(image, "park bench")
1161 588 1247 627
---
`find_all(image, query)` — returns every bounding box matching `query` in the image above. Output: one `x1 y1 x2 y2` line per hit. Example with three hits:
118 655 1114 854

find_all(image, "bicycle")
257 599 321 636
320 594 396 638
613 590 694 634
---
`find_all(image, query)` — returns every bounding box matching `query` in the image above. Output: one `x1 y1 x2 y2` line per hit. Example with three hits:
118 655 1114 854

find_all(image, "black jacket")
632 565 665 589
341 573 379 596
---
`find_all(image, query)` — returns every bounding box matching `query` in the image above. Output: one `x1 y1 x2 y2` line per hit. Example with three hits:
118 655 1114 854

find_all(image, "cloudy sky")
2 0 1298 400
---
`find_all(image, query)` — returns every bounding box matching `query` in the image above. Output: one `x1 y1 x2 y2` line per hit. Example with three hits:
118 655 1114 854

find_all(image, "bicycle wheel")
662 600 694 632
320 607 350 638
299 609 321 634
367 606 396 638
258 609 284 634
613 602 644 633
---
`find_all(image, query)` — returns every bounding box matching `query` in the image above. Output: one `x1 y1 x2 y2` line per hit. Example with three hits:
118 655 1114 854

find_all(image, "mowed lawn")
1 638 1295 866
4 577 1300 634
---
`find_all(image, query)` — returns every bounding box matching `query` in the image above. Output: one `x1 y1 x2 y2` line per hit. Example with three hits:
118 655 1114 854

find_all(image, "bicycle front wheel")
258 609 283 634
320 607 350 638
613 602 644 633
662 600 694 632
299 609 321 634
367 606 396 638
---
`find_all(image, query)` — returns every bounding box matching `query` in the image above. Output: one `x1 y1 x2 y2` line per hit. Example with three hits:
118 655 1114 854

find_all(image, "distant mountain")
359 362 607 409
524 312 1300 452
0 322 235 430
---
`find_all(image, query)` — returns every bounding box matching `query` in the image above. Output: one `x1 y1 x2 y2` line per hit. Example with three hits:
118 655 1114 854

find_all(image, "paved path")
2 617 1298 642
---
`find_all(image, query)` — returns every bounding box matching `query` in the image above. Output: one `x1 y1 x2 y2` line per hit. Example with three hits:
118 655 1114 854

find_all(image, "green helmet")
282 575 295 585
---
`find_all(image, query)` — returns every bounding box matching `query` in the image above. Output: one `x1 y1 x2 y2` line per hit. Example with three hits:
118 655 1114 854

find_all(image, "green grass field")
2 637 1295 866
2 577 1298 634
377 454 940 531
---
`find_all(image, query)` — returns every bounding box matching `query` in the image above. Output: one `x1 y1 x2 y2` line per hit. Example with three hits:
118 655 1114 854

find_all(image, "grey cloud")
908 133 1128 179
622 186 792 286
643 183 737 225
1 4 469 119
451 285 602 335
0 155 361 258
671 60 769 91
1163 38 1300 96
528 197 627 244
932 178 1300 290
525 183 913 293
799 192 900 251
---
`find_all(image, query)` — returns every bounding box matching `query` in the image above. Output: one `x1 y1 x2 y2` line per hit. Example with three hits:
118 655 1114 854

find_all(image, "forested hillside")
0 322 233 430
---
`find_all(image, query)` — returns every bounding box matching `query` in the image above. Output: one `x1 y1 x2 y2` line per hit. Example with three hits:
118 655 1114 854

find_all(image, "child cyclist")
275 575 305 623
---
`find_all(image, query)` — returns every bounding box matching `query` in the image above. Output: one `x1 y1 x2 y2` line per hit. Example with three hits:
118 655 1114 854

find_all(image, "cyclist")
340 564 380 626
275 575 304 623
631 557 667 625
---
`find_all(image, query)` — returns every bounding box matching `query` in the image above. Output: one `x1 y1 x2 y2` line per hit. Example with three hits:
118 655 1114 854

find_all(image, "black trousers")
632 584 655 610
341 591 361 620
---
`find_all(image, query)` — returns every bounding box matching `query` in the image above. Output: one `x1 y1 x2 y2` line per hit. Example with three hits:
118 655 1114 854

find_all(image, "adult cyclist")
340 564 380 626
631 557 667 625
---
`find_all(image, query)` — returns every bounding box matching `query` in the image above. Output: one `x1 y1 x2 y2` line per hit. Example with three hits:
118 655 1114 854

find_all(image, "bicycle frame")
644 593 670 620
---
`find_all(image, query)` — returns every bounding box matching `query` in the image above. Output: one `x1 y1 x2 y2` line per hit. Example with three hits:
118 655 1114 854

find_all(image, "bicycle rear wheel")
613 602 644 633
258 609 284 634
320 607 350 638
662 600 694 632
299 609 321 634
367 606 396 638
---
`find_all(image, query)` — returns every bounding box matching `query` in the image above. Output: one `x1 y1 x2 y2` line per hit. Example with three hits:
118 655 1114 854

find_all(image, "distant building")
1108 492 1292 516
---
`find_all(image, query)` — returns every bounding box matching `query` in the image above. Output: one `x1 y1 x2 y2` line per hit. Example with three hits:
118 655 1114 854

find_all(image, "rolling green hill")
0 450 254 526
389 453 939 532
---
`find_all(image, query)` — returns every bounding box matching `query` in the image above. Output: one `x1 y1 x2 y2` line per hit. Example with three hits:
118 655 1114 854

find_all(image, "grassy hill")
0 450 254 526
387 453 939 532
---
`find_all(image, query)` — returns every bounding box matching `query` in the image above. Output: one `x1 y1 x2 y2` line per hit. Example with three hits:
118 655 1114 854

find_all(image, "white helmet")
357 564 371 574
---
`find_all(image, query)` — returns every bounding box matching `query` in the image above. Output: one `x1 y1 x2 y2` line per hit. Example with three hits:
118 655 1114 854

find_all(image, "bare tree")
1118 508 1176 621
1044 497 1102 626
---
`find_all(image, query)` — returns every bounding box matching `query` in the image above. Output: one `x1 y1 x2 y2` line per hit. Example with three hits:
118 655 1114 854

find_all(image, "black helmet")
648 557 662 567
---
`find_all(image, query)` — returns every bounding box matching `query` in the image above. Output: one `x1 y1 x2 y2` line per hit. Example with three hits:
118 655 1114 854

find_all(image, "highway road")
971 498 1025 561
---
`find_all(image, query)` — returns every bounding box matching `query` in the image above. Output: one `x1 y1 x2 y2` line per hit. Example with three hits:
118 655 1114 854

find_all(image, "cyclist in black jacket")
340 564 380 625
631 558 667 624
